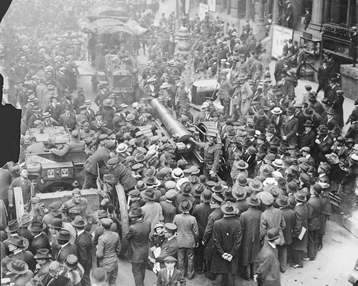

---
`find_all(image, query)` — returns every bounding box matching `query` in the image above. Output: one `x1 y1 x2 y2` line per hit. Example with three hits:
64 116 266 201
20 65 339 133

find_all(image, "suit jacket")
192 202 213 238
291 203 308 251
326 85 339 104
52 242 77 263
307 196 322 231
45 104 62 121
280 207 295 245
160 200 177 223
96 229 121 271
211 216 242 274
30 232 50 255
298 129 316 150
281 115 299 145
240 207 262 266
255 242 281 286
125 219 151 263
173 213 199 248
157 268 186 286
259 207 286 244
59 113 77 131
75 230 92 270
156 237 179 263
84 147 110 175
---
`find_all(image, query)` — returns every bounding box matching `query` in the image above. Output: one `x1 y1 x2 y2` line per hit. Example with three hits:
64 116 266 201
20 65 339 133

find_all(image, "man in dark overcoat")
239 194 262 280
254 228 281 286
276 195 295 273
290 191 308 268
298 120 316 150
125 208 151 286
202 194 224 280
281 106 299 146
211 201 242 286
306 184 322 261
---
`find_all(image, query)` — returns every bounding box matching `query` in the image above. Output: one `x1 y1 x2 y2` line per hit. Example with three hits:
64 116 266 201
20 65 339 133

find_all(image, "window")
325 0 357 27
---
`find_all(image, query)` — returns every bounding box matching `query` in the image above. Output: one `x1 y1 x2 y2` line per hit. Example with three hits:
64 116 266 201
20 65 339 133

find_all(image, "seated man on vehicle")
62 188 88 218
49 130 85 157
117 44 133 64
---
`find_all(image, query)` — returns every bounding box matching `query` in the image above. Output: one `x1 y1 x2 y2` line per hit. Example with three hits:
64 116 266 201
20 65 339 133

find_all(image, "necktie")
169 270 172 280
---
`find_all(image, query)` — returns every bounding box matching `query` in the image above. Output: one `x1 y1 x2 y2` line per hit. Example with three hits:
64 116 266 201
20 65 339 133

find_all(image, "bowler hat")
267 228 280 241
179 199 193 213
201 189 212 203
237 175 248 187
221 201 239 215
71 216 87 228
34 248 52 259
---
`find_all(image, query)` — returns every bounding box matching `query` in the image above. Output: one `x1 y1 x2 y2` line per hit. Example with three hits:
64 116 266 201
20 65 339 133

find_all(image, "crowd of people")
2 0 358 286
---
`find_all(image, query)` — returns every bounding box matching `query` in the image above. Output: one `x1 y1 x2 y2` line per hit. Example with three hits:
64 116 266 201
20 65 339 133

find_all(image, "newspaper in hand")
298 226 306 240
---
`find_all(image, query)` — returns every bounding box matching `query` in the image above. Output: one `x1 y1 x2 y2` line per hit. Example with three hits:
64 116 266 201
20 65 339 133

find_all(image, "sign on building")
271 25 294 59
208 0 216 12
199 3 209 20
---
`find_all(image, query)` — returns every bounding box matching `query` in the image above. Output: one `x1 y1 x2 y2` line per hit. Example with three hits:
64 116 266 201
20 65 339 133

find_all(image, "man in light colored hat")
91 267 107 286
96 218 121 286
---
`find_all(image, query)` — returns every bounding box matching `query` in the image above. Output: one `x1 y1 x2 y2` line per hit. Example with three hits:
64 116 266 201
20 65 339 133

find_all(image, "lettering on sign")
61 168 69 177
47 169 55 178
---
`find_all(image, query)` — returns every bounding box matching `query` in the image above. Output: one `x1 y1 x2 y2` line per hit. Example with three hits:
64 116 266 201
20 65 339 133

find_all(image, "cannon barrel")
151 98 193 142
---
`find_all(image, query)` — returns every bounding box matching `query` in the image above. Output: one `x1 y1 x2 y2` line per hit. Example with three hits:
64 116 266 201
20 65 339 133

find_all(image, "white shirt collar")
268 241 276 249
77 229 85 236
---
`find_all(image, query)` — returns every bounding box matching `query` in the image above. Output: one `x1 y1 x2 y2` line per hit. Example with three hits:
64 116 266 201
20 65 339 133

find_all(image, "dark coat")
307 196 322 231
45 104 62 121
291 203 308 251
192 202 213 238
110 163 137 191
298 129 316 150
125 219 151 263
281 116 299 145
255 242 281 286
332 94 344 128
156 237 179 263
58 113 77 131
259 207 286 243
317 135 334 162
270 114 285 137
84 147 110 175
160 200 177 223
239 207 262 266
30 232 50 255
202 208 224 261
280 207 295 245
326 85 339 104
18 227 34 245
157 267 186 286
51 242 77 263
211 216 242 274
74 230 92 271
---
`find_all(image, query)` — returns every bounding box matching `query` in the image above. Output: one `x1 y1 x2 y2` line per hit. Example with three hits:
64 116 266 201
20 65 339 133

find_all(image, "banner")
199 3 209 20
208 0 216 12
271 25 294 59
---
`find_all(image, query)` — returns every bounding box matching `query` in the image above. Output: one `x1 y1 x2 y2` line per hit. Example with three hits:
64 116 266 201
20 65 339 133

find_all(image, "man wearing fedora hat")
28 219 50 256
160 189 177 224
6 236 36 272
211 201 242 286
18 213 34 245
96 218 121 286
239 194 262 280
173 199 199 279
125 208 151 286
192 189 212 274
298 120 316 150
63 254 85 286
315 125 334 163
275 195 295 273
141 188 164 236
291 191 308 268
281 106 299 146
72 216 92 286
254 228 281 285
202 194 224 280
52 228 77 264
34 248 53 280
5 259 33 286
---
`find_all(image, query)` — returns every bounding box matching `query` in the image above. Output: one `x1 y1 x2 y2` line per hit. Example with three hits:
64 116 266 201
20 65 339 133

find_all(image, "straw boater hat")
271 107 282 115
